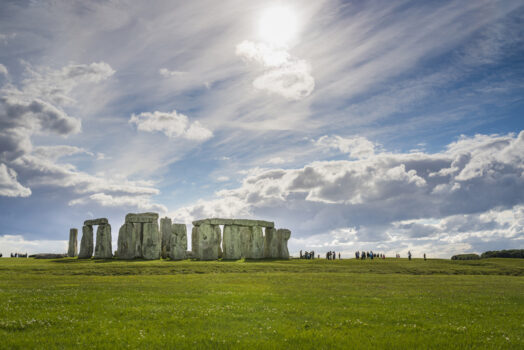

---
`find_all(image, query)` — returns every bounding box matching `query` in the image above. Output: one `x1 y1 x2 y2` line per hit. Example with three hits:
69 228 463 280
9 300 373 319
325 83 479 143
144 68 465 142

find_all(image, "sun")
258 5 298 47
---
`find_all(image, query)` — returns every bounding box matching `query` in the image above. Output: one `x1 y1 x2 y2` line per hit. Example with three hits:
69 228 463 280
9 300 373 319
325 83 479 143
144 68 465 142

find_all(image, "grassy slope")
0 258 523 349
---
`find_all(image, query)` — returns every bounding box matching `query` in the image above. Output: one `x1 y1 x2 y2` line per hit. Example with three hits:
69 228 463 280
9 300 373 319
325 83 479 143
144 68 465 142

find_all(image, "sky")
0 0 523 258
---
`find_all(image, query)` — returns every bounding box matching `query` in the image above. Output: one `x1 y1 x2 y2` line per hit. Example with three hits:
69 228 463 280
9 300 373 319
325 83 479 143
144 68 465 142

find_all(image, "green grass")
0 258 523 349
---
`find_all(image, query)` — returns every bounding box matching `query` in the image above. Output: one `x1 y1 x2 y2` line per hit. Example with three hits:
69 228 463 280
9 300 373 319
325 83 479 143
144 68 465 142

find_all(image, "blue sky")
0 0 523 257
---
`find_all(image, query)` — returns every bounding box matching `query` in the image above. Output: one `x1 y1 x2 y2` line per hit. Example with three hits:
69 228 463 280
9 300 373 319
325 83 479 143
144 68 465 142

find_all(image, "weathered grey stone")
222 225 242 259
191 218 274 228
239 226 253 258
264 227 279 258
169 223 187 260
84 218 108 226
94 224 112 259
160 217 172 259
234 219 274 228
277 228 291 259
117 223 134 259
142 221 161 260
78 225 94 258
125 212 159 223
251 226 264 259
68 228 78 257
191 226 199 258
194 223 220 260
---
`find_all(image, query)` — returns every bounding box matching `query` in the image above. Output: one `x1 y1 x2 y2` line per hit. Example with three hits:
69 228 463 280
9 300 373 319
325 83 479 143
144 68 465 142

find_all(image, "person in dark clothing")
424 253 426 261
408 251 412 260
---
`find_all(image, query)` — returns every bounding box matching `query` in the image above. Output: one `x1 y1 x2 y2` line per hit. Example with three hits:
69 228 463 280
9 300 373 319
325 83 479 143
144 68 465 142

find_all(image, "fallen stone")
33 253 67 259
222 224 242 259
160 217 172 259
78 225 94 258
169 223 187 260
68 228 78 257
94 224 112 259
125 212 159 223
84 218 108 226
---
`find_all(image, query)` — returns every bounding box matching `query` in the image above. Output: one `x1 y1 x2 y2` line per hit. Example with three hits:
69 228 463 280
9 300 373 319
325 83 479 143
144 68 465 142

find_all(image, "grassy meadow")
0 258 523 349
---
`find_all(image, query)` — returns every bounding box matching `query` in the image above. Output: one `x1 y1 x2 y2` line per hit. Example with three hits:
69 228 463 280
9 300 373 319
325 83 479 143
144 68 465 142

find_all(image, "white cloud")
0 64 7 76
236 40 315 100
159 68 185 77
172 132 524 256
0 235 66 256
69 192 167 213
267 157 286 165
129 110 213 141
0 163 31 197
316 135 376 159
216 176 229 182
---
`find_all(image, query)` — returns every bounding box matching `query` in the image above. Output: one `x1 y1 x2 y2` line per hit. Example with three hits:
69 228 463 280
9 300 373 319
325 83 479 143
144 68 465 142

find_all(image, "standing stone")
222 225 241 260
277 228 291 259
68 228 78 257
191 226 199 258
251 226 264 259
78 225 94 259
169 223 187 260
239 226 253 258
264 227 279 258
194 223 220 260
118 223 134 259
94 224 112 259
142 221 161 260
160 217 172 259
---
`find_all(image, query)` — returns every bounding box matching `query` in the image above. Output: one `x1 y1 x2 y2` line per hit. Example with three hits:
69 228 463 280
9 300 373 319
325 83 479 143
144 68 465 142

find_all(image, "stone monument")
68 228 78 257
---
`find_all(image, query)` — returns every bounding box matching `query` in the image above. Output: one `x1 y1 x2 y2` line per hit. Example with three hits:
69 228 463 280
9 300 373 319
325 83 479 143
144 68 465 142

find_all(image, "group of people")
299 250 316 259
326 251 340 260
355 251 385 260
9 252 28 258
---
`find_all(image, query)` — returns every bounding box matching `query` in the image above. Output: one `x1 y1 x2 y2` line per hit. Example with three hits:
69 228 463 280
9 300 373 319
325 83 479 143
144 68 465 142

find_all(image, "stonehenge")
73 214 291 261
191 218 290 260
68 228 78 257
79 218 112 259
117 212 161 260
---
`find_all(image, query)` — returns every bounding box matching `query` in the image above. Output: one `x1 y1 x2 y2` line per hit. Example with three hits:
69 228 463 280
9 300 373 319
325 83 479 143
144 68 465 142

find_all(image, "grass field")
0 258 523 349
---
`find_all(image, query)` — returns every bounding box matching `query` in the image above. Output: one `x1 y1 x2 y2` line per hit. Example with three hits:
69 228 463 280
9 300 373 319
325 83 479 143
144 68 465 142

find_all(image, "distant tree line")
452 249 524 260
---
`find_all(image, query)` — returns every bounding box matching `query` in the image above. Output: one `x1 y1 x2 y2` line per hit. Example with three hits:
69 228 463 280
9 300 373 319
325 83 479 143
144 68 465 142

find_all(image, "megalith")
78 225 94 258
277 228 291 259
117 212 160 260
169 223 187 260
250 226 264 259
239 226 253 258
264 227 279 258
160 217 172 259
68 228 78 257
94 224 112 259
193 223 220 260
222 225 241 260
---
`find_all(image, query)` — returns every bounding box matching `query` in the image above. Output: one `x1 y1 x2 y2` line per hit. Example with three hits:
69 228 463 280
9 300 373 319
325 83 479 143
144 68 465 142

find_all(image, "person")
332 251 336 260
338 253 341 260
408 251 412 260
370 250 374 260
355 251 359 259
361 251 366 260
311 251 315 259
424 253 426 261
300 250 303 259
326 251 330 260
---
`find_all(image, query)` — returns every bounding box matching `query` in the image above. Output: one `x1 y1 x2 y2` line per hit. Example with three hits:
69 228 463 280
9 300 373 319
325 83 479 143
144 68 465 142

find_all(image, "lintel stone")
84 218 108 226
125 212 159 223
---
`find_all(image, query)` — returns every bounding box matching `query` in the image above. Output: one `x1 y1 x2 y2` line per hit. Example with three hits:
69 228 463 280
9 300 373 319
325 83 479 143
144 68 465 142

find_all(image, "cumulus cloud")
69 192 167 213
172 132 524 256
129 110 213 141
316 135 376 159
0 64 7 76
0 163 31 197
236 40 315 100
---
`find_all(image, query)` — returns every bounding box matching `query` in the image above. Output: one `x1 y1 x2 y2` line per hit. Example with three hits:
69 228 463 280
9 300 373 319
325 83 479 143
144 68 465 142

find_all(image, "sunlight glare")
258 6 298 47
